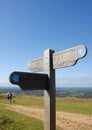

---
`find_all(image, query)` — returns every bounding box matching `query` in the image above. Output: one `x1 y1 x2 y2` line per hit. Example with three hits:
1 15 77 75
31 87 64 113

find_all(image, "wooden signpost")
28 45 87 130
10 45 87 130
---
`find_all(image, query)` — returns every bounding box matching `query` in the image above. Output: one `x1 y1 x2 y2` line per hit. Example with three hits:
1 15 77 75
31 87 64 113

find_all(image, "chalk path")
2 104 92 130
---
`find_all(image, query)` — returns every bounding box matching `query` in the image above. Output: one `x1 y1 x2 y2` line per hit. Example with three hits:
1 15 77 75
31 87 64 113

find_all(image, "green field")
0 94 63 130
56 97 92 115
0 105 44 130
0 94 92 130
0 94 92 115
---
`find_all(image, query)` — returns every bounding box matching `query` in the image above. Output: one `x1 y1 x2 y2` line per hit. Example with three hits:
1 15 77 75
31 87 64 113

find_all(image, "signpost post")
43 49 56 130
10 45 87 130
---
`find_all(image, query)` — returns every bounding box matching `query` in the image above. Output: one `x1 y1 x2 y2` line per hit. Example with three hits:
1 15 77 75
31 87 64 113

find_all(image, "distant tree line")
0 87 92 98
56 91 92 98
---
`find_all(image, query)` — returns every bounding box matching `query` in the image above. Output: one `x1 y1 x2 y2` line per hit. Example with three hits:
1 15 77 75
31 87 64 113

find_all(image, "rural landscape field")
0 93 92 130
0 0 92 130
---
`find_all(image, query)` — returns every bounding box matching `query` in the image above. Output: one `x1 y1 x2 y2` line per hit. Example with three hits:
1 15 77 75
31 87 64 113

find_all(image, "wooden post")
27 44 87 130
44 49 56 130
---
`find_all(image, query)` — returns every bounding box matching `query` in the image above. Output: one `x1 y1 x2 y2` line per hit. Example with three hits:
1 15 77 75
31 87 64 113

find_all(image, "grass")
0 106 44 130
15 94 92 115
0 106 61 130
0 94 61 130
14 94 44 107
0 93 92 115
56 97 92 114
0 94 91 130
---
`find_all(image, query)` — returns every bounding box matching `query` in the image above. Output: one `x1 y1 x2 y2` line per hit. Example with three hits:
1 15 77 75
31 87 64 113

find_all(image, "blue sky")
0 0 92 88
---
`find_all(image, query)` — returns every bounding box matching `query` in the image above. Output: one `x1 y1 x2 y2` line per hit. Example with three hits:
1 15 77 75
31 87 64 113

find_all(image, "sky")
0 0 92 88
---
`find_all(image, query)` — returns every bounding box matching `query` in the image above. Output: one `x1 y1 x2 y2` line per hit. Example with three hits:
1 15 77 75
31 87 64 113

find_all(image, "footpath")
2 104 92 130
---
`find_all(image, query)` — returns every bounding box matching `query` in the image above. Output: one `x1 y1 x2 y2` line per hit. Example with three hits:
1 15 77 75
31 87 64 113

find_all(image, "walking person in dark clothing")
6 92 12 103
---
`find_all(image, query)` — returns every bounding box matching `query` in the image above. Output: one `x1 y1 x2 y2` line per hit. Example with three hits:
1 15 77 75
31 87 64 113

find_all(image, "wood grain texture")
44 49 56 130
28 45 87 72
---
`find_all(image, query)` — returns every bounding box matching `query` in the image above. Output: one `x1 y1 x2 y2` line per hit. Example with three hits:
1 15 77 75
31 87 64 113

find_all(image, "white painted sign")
28 45 87 72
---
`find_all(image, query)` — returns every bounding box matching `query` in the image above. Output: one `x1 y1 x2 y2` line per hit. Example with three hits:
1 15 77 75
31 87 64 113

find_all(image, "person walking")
6 92 12 103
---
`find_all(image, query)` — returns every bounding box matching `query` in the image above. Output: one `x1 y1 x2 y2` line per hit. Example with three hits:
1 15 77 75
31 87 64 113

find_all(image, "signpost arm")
44 49 56 130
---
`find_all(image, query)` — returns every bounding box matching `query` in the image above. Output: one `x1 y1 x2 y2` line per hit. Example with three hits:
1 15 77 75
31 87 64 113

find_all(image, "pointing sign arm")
28 57 43 72
53 45 87 69
28 45 87 72
9 71 48 90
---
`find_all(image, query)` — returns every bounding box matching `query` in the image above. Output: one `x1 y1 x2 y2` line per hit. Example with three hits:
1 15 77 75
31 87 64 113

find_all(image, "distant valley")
0 86 92 98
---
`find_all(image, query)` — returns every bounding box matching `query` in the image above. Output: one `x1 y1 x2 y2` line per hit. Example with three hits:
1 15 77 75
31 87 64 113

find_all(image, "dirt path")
2 104 92 130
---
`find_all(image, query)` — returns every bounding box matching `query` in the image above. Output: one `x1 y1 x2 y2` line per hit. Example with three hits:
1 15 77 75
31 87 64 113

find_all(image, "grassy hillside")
0 105 61 130
0 105 44 130
0 94 63 130
56 97 92 114
0 94 92 130
0 94 92 115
